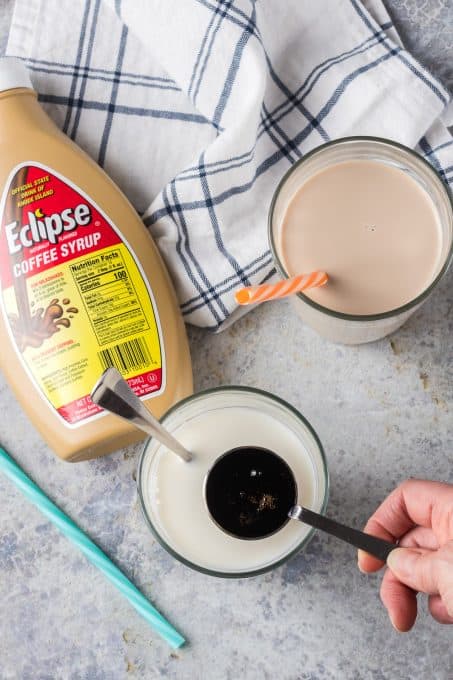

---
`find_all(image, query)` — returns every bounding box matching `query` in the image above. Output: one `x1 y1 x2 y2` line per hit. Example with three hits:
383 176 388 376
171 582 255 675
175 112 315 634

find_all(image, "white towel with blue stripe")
7 0 453 329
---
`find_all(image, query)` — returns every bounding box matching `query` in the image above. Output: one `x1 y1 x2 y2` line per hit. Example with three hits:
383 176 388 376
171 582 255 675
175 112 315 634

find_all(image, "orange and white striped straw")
235 271 328 305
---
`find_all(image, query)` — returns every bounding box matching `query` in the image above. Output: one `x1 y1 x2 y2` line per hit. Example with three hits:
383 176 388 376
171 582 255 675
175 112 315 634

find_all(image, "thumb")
387 544 453 609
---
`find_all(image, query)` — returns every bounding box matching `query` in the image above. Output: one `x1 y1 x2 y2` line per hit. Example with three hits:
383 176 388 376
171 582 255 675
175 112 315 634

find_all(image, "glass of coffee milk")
269 137 453 344
137 387 328 577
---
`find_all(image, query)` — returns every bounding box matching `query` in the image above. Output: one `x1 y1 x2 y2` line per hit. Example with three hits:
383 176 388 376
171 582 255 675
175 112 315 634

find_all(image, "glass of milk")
137 387 328 577
269 137 453 345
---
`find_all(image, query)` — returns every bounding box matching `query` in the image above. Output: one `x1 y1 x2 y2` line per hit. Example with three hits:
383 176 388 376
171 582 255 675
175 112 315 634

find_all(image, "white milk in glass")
138 388 328 577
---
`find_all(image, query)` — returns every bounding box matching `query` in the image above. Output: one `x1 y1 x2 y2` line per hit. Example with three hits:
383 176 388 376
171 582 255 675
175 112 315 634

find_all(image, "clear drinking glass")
269 137 453 345
137 386 329 578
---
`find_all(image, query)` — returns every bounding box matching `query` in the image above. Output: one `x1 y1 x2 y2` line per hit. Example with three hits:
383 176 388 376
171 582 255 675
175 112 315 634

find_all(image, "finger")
358 548 386 574
399 526 439 550
358 526 438 574
358 480 425 574
358 478 453 574
380 567 417 632
428 595 453 625
363 479 453 542
387 544 453 600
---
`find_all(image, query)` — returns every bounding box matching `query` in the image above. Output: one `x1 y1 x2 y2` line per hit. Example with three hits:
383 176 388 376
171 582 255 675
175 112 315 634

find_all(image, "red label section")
1 163 164 427
57 369 163 424
0 165 121 288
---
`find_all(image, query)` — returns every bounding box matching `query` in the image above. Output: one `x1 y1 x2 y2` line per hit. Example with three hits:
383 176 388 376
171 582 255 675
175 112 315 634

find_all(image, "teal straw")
0 446 185 649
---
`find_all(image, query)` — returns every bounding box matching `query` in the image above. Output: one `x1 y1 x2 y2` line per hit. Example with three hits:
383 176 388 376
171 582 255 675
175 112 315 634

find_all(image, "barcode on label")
97 337 151 372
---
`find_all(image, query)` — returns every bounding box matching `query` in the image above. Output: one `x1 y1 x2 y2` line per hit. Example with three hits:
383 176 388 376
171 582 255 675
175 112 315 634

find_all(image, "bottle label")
0 162 165 427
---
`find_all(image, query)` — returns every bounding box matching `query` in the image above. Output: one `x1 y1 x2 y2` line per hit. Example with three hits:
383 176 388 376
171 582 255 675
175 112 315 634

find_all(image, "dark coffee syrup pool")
205 447 297 539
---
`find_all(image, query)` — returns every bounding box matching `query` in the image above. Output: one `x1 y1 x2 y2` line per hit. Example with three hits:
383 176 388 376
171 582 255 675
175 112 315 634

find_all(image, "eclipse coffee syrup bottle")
0 59 193 461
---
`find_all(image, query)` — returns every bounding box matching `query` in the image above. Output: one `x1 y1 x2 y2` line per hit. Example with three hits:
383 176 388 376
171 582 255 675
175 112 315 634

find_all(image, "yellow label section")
3 243 163 425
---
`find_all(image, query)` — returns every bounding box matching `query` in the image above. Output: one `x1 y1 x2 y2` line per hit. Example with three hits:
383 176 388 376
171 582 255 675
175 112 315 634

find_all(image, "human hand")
357 479 453 632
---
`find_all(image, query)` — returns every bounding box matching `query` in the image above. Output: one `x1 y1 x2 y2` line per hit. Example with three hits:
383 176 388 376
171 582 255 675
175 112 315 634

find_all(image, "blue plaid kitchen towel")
6 0 453 329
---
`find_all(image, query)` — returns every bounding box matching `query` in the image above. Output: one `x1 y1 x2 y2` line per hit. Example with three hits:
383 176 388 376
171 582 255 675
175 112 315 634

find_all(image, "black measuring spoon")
204 445 396 561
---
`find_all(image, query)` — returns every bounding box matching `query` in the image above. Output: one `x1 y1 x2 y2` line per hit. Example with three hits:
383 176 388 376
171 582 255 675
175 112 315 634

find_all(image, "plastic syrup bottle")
0 58 193 461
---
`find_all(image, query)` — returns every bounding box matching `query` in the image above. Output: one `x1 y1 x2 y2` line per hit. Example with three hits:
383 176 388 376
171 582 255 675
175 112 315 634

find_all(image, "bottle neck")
0 89 58 141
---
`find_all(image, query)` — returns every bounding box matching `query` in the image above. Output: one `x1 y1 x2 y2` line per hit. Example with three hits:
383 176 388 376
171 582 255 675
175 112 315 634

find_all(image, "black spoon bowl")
204 446 297 540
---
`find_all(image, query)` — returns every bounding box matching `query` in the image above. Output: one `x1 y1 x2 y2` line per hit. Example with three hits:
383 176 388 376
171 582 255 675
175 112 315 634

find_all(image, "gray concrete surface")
0 1 452 679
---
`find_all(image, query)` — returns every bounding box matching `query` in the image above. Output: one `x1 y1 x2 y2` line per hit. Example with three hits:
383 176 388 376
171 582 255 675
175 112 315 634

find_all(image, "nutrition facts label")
70 248 150 346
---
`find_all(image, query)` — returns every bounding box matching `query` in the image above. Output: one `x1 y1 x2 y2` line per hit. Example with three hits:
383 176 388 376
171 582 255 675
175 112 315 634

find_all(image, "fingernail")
389 612 403 632
357 549 367 573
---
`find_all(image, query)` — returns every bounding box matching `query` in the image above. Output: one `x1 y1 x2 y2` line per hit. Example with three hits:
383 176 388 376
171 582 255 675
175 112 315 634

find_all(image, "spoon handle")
90 368 192 462
289 505 396 562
